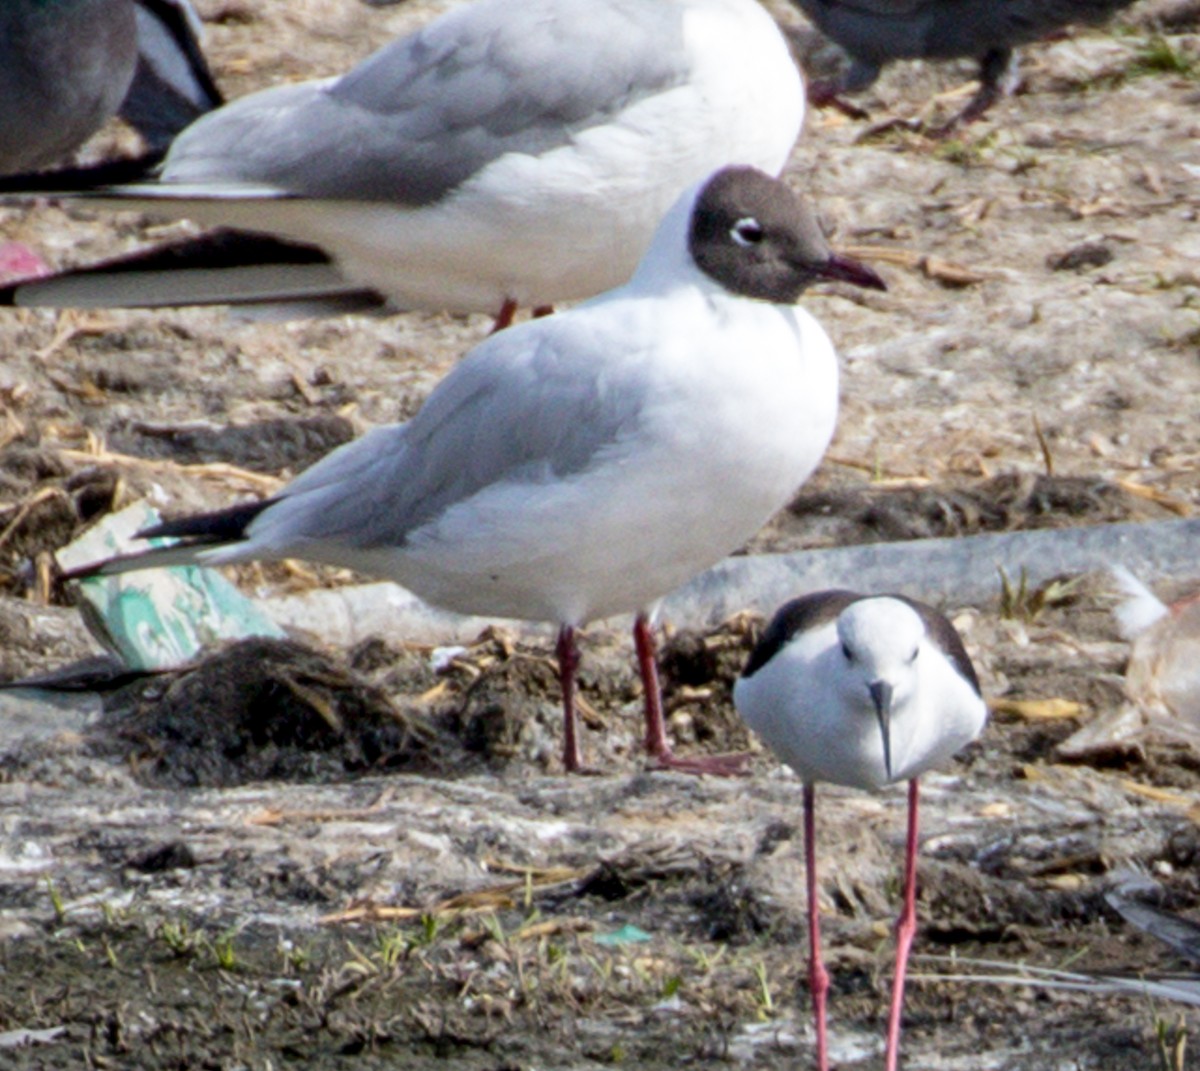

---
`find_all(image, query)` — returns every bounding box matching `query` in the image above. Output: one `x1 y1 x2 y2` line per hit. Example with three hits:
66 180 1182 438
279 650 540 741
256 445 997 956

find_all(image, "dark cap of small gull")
689 167 886 303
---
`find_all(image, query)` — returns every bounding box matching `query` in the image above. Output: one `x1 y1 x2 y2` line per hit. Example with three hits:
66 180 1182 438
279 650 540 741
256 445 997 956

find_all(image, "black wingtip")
138 497 275 542
0 152 165 195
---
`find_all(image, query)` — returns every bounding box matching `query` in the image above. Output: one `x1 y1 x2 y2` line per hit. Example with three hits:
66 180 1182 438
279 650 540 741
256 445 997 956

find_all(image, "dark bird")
793 0 1140 126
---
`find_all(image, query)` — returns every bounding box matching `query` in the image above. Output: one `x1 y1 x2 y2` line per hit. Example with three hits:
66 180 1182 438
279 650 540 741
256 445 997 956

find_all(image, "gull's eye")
841 642 853 662
731 217 764 247
908 647 920 665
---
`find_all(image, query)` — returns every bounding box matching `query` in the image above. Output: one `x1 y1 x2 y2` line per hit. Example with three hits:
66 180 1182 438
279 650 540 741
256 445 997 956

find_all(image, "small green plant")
375 928 409 969
997 568 1083 623
157 918 199 958
686 943 727 975
45 877 66 923
210 930 240 971
481 912 507 946
280 940 310 973
1134 35 1196 78
752 960 775 1018
1155 1013 1187 1071
661 975 683 999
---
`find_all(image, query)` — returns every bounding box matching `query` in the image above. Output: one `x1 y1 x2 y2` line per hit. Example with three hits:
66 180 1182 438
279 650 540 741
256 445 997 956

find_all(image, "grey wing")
164 0 689 205
253 324 640 550
901 597 982 697
741 591 863 678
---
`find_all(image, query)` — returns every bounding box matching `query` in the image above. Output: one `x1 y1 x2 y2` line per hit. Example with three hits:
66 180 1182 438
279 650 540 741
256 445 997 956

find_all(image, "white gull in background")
63 166 886 775
1 0 805 328
734 590 987 1069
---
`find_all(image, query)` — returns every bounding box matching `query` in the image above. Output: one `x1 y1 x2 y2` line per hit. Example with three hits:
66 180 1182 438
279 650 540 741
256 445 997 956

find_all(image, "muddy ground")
2 0 1200 1068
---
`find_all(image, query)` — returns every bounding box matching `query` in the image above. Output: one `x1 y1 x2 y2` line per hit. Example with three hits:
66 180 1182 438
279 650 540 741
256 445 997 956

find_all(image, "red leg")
490 297 518 333
531 304 554 318
555 625 584 773
805 782 830 1071
884 778 920 1071
632 614 748 776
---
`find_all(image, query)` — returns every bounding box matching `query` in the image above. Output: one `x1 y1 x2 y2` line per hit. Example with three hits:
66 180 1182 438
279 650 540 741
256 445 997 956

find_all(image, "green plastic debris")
593 924 653 947
56 501 285 672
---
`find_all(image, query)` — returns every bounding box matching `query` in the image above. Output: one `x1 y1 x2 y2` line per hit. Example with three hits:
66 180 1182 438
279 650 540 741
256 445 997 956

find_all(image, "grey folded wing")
162 0 690 205
253 324 642 551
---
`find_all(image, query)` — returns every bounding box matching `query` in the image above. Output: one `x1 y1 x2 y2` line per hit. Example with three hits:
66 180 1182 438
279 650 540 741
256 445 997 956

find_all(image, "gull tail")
0 230 387 317
63 499 274 582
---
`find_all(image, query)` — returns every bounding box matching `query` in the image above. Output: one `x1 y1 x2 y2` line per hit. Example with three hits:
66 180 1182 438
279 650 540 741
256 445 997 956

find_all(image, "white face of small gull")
835 598 926 772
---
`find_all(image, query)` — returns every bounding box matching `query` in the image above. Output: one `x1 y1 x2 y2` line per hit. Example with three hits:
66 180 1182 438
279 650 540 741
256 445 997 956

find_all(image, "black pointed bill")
868 679 894 781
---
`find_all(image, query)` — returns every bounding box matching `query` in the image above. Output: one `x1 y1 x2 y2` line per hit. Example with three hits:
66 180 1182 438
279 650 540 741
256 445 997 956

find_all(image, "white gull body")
7 0 805 318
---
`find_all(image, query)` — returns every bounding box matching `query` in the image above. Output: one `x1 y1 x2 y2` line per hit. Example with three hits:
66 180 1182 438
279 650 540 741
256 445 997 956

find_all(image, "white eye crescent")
732 217 764 247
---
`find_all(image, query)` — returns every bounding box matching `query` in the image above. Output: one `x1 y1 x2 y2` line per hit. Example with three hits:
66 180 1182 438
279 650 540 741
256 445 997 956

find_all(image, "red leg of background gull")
632 614 749 776
490 297 518 333
804 782 830 1071
555 624 584 773
884 778 921 1071
532 305 554 318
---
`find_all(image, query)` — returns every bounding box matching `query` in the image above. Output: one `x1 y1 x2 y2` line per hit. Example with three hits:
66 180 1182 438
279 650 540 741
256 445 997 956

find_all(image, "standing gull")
734 591 987 1069
793 0 1138 126
1 0 805 328
63 166 885 775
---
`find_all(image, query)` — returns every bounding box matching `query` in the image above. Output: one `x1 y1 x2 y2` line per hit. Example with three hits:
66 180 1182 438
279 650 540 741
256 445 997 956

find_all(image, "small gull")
792 0 1138 127
734 590 987 1069
1 0 805 329
63 166 886 776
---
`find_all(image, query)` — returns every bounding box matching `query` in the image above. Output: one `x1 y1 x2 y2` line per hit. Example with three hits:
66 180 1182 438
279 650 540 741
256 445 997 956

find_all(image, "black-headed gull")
734 591 987 1070
794 0 1138 126
63 166 886 776
2 0 805 329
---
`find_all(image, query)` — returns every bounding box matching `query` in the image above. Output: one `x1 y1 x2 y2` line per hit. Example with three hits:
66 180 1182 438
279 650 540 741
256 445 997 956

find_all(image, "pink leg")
804 782 830 1071
632 614 748 776
490 297 518 333
555 625 584 773
884 778 920 1071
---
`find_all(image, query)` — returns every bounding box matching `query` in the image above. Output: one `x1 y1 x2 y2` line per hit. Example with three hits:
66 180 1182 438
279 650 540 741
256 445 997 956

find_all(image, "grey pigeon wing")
259 327 640 549
742 591 863 678
165 0 689 205
796 0 1135 66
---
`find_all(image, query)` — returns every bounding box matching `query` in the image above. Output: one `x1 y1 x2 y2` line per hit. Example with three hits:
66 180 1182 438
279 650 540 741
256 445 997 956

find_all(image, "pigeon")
62 166 886 776
0 0 138 175
793 0 1139 126
734 591 987 1070
0 0 805 329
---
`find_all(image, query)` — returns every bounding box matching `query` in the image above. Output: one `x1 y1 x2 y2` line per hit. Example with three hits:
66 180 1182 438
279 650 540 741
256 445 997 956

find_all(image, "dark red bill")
820 252 887 291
